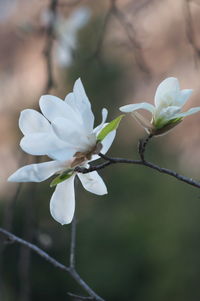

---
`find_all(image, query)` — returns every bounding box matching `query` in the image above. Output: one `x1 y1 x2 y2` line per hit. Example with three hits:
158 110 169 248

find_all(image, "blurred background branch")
0 227 105 301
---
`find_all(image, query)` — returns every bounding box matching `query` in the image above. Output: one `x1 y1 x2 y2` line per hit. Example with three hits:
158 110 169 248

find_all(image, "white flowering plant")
8 77 200 226
120 77 200 136
5 75 200 301
8 78 123 225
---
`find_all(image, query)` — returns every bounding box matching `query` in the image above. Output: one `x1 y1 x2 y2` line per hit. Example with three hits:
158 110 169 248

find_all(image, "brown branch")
0 228 105 301
138 134 153 161
75 149 200 190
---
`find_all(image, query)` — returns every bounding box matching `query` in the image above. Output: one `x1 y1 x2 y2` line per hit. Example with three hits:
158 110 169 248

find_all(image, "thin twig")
68 292 94 300
0 227 70 271
138 134 153 161
112 1 150 74
70 215 77 269
75 152 200 189
0 228 105 301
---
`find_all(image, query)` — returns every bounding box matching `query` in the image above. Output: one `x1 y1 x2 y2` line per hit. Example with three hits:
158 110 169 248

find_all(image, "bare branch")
90 0 150 74
138 134 153 161
0 228 105 301
75 151 200 189
112 2 150 74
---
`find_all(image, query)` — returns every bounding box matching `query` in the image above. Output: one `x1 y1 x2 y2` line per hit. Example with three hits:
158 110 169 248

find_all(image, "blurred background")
1 0 200 300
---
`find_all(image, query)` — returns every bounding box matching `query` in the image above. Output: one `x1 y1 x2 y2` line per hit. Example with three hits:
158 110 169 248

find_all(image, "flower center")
70 141 102 168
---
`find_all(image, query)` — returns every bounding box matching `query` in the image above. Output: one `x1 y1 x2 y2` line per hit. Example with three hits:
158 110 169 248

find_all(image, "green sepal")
154 117 183 130
152 117 183 136
50 169 74 187
97 114 124 141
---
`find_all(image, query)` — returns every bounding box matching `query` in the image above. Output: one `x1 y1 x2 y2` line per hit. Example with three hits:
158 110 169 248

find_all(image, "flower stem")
138 134 153 161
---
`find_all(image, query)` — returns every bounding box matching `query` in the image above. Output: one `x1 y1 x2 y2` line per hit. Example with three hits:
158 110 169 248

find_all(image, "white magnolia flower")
8 78 116 225
120 77 200 135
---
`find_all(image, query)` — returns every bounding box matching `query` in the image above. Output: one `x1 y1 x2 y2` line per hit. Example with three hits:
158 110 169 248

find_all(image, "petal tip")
7 174 15 182
119 105 131 113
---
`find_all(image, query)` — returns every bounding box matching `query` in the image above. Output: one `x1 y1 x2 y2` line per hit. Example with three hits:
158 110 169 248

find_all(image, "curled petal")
8 161 64 183
50 175 75 225
100 130 116 155
78 170 107 195
154 77 180 108
120 102 155 114
93 108 108 134
19 109 51 135
92 123 116 161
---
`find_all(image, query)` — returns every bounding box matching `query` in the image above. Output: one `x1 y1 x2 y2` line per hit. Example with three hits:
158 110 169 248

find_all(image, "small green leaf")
97 115 124 141
50 169 74 187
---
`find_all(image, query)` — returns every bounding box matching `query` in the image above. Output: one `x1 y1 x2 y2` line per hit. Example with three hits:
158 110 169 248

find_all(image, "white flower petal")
154 77 179 108
8 160 64 183
19 109 51 135
92 123 116 161
120 102 155 114
179 89 193 107
20 132 75 160
173 107 200 118
52 117 89 148
65 78 94 132
48 147 76 161
100 130 116 155
93 108 108 134
50 175 75 225
78 171 107 195
157 106 181 120
39 94 81 125
64 92 83 122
